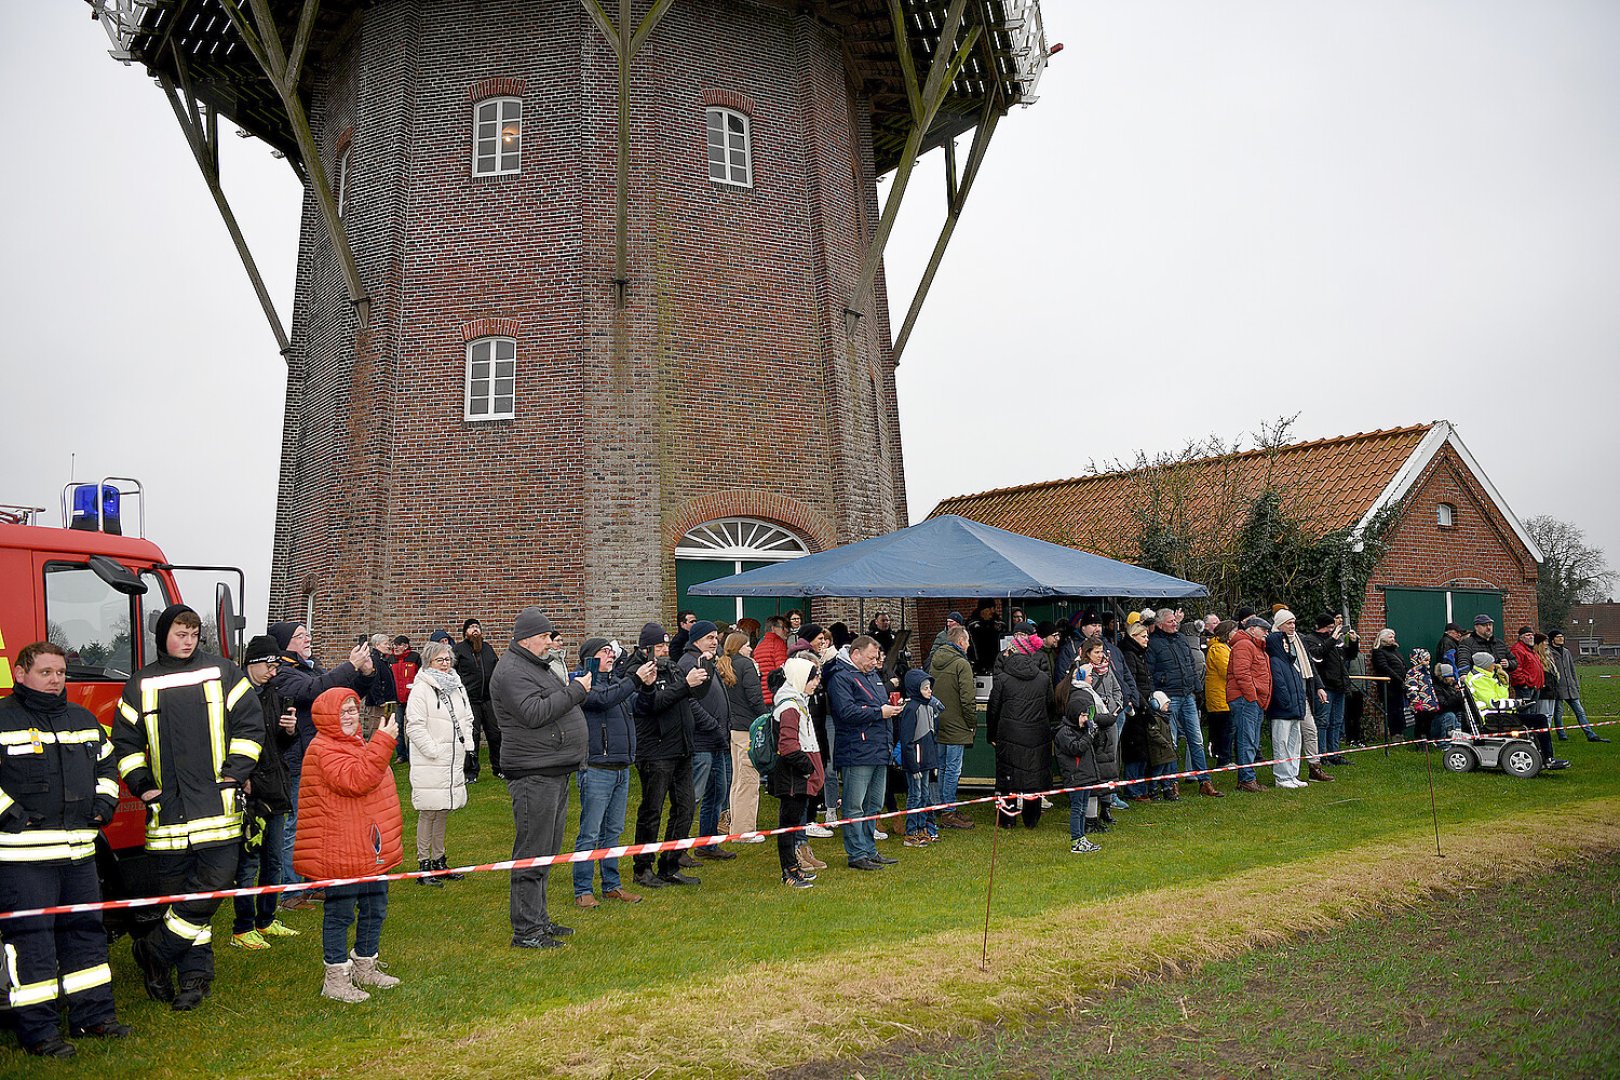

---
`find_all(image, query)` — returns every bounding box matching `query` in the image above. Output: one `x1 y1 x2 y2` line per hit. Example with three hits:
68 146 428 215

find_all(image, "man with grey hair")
491 607 591 950
1145 608 1221 797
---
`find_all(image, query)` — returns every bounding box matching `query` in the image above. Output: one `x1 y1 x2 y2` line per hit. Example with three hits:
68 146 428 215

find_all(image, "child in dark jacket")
1054 678 1116 853
894 669 943 845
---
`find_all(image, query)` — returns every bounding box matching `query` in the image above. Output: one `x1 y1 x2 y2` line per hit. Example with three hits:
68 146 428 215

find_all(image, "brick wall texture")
271 0 908 659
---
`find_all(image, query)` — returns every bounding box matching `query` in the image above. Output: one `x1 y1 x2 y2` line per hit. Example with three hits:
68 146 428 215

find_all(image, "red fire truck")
0 479 245 930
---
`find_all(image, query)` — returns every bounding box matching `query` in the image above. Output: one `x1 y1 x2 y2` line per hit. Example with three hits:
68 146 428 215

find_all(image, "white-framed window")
473 97 522 177
337 145 352 217
1437 502 1456 527
465 337 516 421
706 107 752 187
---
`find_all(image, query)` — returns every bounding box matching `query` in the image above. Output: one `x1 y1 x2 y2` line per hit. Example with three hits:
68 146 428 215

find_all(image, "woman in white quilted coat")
406 641 473 885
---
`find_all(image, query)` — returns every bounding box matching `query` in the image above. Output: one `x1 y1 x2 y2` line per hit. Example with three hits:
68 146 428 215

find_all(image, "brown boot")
1236 780 1263 793
1198 780 1224 798
1308 763 1335 782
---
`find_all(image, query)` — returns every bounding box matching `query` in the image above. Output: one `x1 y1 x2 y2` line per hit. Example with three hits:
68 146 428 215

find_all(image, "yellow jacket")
1204 638 1231 713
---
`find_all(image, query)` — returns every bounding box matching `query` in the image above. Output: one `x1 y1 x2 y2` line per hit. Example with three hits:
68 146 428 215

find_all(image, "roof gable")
929 424 1439 560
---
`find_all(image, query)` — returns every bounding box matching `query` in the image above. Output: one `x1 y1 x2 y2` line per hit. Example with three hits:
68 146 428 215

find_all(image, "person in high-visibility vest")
0 641 132 1058
112 604 264 1012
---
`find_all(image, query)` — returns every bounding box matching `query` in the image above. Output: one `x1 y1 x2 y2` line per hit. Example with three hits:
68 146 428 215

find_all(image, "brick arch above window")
459 317 521 342
468 76 527 102
666 492 835 556
701 88 756 116
334 126 355 155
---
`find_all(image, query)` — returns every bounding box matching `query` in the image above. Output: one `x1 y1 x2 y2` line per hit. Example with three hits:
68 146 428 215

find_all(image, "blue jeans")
1551 698 1597 738
1231 698 1263 783
905 770 939 836
1166 695 1208 781
839 764 885 863
938 743 966 807
322 881 387 964
1068 791 1090 838
233 812 287 933
573 766 630 896
1315 690 1346 757
691 750 731 837
1435 711 1459 738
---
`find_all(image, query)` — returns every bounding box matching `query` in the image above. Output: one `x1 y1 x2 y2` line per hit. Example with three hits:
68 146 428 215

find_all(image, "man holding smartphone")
454 619 502 782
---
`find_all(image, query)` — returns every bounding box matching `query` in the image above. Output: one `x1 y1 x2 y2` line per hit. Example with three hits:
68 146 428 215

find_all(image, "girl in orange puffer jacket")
293 687 404 1002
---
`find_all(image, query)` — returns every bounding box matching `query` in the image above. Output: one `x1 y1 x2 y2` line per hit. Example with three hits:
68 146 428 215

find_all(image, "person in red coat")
754 615 790 706
293 688 404 1003
1225 617 1274 792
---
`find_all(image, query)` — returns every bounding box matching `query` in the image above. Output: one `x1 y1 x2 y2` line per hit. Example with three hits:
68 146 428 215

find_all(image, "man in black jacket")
229 636 302 950
1304 612 1359 766
1463 615 1513 672
628 622 709 888
114 605 264 1012
454 618 502 782
0 642 131 1058
677 622 734 861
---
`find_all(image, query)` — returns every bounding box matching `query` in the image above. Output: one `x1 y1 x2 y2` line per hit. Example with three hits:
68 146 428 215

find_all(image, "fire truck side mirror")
89 555 148 596
216 582 244 662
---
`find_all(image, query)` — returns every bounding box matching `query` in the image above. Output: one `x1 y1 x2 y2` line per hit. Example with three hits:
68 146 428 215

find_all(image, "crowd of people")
0 598 1606 1055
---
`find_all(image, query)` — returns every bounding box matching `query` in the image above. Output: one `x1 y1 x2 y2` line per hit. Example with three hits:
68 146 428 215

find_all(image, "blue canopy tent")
686 515 1206 600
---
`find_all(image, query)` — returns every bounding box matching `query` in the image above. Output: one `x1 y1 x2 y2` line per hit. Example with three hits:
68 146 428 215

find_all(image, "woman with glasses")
404 640 473 885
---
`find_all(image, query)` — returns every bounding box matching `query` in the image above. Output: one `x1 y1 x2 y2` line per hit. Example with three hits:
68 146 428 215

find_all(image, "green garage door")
1383 587 1503 665
674 518 811 629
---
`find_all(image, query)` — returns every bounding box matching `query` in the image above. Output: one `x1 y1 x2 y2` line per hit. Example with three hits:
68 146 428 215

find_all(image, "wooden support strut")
890 100 1000 364
157 65 291 355
580 0 677 309
221 0 371 328
850 0 979 327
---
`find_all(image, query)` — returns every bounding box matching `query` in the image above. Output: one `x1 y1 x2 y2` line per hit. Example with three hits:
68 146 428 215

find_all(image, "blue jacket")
893 668 940 774
826 653 892 767
1265 632 1308 721
573 656 642 767
1145 628 1201 698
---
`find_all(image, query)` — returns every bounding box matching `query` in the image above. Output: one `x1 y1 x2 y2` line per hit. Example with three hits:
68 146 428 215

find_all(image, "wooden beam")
628 0 676 59
286 0 322 90
578 0 620 54
887 0 921 123
158 72 291 354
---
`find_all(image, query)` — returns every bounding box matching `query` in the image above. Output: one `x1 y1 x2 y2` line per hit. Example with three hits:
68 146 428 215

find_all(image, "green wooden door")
1382 588 1448 665
1449 590 1503 637
675 559 739 624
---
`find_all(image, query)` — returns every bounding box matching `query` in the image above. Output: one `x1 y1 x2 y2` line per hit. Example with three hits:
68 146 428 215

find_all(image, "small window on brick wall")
706 107 752 187
1437 502 1456 527
337 146 352 217
473 97 522 177
465 337 516 421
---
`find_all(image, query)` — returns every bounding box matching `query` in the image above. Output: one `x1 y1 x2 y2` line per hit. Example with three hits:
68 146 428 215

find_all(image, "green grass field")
831 851 1620 1079
2 673 1616 1077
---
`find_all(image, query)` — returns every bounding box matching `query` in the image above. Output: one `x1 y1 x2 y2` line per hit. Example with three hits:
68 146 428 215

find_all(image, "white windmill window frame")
464 336 516 421
473 96 523 177
676 518 808 562
706 107 753 188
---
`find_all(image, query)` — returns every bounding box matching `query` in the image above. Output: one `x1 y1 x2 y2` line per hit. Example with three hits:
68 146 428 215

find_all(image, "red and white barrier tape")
0 715 1612 922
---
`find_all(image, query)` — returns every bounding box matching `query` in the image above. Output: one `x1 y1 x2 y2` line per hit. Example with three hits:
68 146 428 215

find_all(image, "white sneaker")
873 828 888 841
737 833 767 844
1039 796 1053 809
804 823 833 838
1281 778 1308 789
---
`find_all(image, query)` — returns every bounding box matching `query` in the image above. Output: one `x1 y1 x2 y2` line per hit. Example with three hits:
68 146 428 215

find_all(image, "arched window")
465 336 516 420
473 97 522 177
337 145 352 217
676 518 807 623
706 107 752 187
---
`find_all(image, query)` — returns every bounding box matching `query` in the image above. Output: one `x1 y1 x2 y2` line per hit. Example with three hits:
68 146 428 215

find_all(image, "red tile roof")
929 424 1435 560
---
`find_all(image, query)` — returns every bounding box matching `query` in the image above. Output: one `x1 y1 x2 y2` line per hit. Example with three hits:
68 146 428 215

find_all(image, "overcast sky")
3 1 1616 633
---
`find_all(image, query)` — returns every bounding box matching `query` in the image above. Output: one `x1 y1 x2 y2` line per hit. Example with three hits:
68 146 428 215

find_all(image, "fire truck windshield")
42 563 174 680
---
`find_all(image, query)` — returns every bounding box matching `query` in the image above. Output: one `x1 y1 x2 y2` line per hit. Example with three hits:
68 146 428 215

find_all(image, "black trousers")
633 756 695 876
777 792 809 872
0 859 116 1047
465 700 501 779
143 842 240 982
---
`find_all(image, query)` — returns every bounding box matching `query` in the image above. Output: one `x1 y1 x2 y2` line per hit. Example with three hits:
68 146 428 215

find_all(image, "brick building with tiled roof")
928 422 1543 654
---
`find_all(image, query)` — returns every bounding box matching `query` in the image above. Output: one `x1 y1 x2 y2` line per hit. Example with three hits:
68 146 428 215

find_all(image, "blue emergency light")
70 484 122 534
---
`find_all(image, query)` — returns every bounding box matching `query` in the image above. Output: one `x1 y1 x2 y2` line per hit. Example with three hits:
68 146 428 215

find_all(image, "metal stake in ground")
981 797 1013 970
1424 738 1444 858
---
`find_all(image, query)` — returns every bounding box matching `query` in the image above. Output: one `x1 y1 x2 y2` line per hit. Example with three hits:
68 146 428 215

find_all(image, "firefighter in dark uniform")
113 604 264 1012
0 641 132 1058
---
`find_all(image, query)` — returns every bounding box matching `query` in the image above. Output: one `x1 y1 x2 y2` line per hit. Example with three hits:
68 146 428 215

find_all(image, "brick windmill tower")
92 0 1049 644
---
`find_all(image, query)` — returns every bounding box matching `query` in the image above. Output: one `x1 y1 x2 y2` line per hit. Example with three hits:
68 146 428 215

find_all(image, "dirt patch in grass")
337 796 1620 1080
785 848 1620 1080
